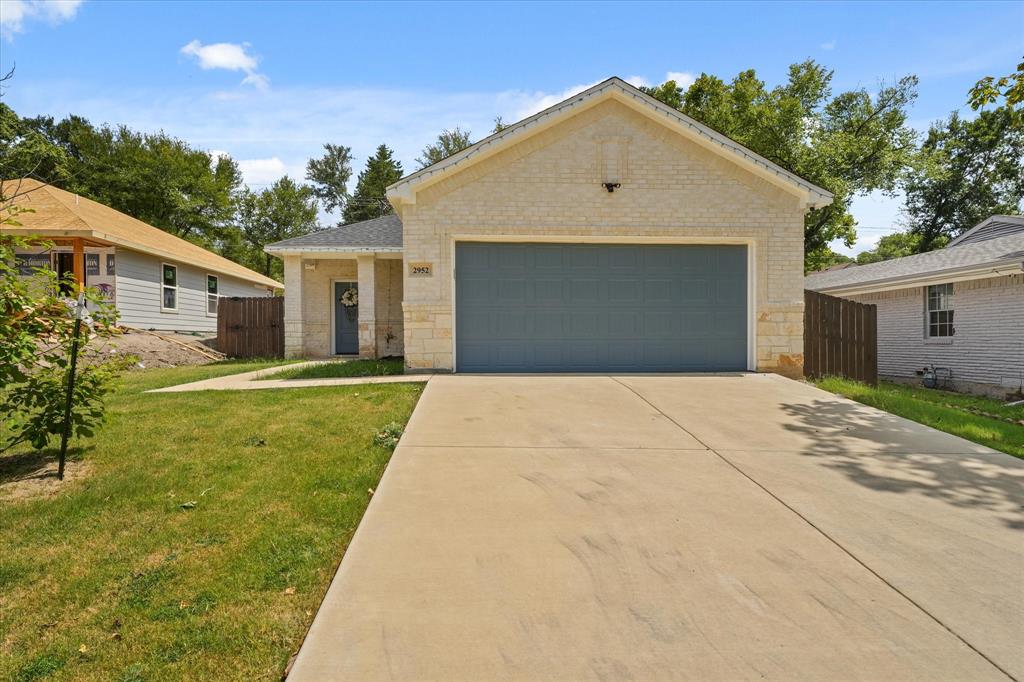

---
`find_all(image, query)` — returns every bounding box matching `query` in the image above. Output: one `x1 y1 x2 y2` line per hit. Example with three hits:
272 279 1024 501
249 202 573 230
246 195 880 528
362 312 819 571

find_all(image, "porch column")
72 237 85 292
357 254 377 358
282 255 305 358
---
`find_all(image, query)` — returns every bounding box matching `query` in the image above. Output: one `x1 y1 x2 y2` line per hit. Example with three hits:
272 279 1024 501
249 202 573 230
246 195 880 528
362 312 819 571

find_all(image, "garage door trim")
450 236 757 372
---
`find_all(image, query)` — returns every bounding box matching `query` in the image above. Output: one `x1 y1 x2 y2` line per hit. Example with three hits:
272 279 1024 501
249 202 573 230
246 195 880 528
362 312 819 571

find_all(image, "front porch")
281 254 404 359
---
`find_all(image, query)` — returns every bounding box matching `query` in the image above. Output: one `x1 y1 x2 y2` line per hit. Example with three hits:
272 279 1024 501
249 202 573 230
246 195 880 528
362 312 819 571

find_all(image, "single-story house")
266 77 833 375
805 215 1024 396
3 179 280 332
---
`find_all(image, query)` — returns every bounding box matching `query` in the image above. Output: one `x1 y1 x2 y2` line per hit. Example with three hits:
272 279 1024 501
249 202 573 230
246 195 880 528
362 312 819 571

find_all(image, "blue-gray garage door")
455 243 748 372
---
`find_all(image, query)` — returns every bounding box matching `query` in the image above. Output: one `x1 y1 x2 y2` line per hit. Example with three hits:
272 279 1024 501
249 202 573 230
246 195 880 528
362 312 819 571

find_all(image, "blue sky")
2 0 1021 253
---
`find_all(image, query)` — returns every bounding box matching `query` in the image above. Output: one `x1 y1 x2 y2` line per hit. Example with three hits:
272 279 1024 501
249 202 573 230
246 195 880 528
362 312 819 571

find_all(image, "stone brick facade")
396 99 807 376
283 256 403 358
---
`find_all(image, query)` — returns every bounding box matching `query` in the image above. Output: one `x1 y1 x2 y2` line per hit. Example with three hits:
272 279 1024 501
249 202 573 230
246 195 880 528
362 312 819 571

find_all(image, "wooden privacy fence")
217 296 284 358
804 290 878 385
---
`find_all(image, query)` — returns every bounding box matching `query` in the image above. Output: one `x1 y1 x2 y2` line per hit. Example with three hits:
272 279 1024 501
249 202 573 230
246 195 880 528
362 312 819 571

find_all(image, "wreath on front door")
340 287 358 308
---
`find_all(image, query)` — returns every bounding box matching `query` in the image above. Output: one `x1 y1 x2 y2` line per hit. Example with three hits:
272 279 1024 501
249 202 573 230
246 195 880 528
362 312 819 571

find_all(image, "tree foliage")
968 59 1023 111
903 104 1024 251
416 127 473 169
235 177 319 278
854 231 947 264
305 143 352 215
343 144 403 224
642 63 920 270
2 107 242 249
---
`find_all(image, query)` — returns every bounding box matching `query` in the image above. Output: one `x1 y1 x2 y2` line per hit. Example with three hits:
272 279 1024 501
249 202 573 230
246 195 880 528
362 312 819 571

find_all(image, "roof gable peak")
386 76 833 209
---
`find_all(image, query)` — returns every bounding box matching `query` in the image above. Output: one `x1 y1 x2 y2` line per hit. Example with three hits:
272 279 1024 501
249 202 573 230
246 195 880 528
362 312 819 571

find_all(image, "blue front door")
334 281 359 354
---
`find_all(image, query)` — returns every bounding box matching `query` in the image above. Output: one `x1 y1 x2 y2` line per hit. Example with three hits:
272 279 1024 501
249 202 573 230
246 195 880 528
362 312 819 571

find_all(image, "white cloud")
180 39 269 90
1 0 83 39
665 71 696 88
509 75 650 119
236 157 309 186
820 39 837 50
241 72 270 91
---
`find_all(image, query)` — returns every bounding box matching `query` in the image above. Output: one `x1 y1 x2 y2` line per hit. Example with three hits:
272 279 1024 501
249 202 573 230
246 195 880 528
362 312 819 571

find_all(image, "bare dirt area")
0 449 93 502
89 328 225 369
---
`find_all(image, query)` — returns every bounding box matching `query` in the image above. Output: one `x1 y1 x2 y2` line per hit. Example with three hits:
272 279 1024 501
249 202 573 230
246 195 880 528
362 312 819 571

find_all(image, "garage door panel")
456 243 747 372
607 311 642 338
533 311 565 338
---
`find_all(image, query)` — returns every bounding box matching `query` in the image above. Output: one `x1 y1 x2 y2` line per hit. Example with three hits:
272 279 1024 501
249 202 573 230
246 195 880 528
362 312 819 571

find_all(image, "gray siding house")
4 179 280 332
805 215 1024 396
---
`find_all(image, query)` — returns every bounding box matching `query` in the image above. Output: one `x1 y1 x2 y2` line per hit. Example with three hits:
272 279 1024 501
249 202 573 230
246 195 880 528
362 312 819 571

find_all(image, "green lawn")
0 362 424 681
815 378 1024 458
262 358 404 381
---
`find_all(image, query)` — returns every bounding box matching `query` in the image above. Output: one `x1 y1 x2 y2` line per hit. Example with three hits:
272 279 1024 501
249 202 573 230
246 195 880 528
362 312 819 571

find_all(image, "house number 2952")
409 262 433 277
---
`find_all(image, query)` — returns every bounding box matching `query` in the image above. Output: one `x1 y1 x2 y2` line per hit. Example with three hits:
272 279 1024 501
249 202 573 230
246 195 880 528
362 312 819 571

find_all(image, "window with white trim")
207 274 219 316
161 263 178 311
926 283 954 337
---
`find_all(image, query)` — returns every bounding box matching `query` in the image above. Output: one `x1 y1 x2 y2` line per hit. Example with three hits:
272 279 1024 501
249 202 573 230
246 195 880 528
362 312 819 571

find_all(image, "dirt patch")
0 450 94 502
88 328 225 369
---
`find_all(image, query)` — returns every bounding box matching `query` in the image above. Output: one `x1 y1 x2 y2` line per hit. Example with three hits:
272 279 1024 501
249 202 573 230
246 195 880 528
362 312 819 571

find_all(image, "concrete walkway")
289 373 1023 681
148 361 430 393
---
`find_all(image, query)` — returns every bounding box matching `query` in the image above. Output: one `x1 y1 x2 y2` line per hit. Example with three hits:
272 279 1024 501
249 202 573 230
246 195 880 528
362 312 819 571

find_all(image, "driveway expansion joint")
609 376 1014 681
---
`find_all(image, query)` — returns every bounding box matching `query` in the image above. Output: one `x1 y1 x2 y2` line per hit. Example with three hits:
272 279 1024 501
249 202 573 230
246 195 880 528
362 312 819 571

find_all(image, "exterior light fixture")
602 182 621 193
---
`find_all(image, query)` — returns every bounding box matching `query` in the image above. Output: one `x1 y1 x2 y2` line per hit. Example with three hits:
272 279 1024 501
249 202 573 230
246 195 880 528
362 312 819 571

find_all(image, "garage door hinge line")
608 377 1015 682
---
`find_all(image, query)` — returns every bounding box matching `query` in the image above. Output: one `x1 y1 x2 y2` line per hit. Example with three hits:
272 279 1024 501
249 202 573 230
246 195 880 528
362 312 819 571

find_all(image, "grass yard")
815 378 1024 458
0 362 424 681
262 358 404 381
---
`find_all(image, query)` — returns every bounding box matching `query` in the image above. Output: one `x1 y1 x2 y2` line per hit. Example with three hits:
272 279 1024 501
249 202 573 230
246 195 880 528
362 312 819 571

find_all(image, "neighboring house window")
161 263 178 311
207 275 219 316
926 283 954 337
85 253 100 276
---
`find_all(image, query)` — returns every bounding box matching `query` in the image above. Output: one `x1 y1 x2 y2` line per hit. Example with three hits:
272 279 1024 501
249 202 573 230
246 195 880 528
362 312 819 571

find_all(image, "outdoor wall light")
602 182 621 193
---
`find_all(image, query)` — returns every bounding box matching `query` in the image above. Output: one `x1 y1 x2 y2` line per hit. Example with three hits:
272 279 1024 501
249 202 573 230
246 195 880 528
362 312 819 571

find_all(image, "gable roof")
805 231 1024 294
2 179 281 289
266 214 403 253
947 214 1024 247
387 76 834 209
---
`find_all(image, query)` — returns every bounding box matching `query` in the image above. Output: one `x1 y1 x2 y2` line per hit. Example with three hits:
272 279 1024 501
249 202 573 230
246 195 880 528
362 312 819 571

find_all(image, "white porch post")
357 254 377 358
282 255 305 358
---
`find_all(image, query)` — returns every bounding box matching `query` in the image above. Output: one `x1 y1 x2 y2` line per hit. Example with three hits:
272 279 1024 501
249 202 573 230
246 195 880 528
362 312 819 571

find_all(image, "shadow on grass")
779 397 1024 530
0 446 87 487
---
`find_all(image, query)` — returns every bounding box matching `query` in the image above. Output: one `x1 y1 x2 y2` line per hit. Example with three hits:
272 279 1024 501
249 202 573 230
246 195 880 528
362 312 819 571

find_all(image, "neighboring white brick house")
806 216 1024 396
268 77 834 376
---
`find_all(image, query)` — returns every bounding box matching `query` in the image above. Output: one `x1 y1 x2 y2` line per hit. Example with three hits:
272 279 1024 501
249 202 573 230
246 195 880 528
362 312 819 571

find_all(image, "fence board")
217 296 284 358
804 290 877 385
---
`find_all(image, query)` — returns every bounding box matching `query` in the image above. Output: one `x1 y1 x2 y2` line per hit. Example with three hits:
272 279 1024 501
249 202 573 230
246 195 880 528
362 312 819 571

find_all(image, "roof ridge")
386 76 833 208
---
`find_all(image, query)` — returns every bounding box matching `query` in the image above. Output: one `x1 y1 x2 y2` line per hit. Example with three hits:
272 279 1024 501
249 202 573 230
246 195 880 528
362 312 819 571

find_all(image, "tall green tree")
236 176 319 278
416 127 472 169
342 144 403 224
854 231 947 264
904 65 1024 251
2 107 242 249
642 63 919 270
305 143 352 215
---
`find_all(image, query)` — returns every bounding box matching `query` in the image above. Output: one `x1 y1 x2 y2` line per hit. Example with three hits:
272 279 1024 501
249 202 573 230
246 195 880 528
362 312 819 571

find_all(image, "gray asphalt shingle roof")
805 228 1024 292
266 214 402 251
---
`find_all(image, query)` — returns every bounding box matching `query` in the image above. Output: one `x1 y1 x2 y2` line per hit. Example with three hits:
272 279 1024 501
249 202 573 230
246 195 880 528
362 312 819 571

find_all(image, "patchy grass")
263 358 404 381
0 362 423 681
815 378 1024 458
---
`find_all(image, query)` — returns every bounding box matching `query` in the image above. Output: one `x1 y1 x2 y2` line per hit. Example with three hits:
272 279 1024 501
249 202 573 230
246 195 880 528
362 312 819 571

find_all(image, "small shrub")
373 422 403 449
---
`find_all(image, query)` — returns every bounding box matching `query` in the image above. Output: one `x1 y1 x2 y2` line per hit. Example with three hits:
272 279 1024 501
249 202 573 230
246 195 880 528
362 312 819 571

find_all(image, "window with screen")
926 283 954 337
207 274 219 315
162 263 178 311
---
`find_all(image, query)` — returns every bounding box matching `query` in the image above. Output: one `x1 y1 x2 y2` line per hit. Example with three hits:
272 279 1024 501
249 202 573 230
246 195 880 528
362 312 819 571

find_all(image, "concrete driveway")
288 374 1023 681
